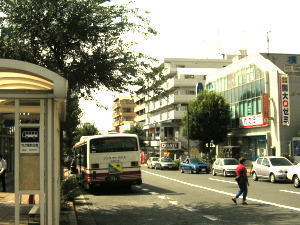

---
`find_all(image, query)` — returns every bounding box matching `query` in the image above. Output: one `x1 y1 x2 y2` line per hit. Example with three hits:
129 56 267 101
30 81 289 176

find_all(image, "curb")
74 194 97 225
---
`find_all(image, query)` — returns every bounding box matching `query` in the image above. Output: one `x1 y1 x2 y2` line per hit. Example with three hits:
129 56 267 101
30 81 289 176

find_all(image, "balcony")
134 103 146 113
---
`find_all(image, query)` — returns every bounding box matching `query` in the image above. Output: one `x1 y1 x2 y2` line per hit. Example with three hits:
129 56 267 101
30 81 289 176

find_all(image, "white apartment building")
138 57 235 159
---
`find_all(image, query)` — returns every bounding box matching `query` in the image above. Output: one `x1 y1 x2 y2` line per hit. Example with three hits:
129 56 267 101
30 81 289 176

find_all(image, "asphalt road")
76 165 300 225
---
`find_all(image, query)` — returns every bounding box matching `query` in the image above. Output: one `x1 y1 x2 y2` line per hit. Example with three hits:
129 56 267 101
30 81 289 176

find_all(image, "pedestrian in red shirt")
232 157 249 205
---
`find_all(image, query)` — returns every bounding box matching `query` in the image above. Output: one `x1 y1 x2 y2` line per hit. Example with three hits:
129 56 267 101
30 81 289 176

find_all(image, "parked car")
251 156 293 183
287 162 300 188
179 158 209 174
147 157 159 169
212 158 239 177
154 157 178 170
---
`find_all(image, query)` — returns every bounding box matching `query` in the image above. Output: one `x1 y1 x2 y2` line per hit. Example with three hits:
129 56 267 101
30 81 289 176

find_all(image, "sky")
80 0 300 133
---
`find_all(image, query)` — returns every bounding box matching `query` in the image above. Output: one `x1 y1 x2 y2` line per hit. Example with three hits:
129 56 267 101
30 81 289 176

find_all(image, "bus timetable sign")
20 127 40 153
160 142 181 150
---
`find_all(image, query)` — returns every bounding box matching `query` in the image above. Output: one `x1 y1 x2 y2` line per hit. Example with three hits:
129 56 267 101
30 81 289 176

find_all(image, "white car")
154 157 178 170
287 163 300 188
147 157 159 169
212 158 239 177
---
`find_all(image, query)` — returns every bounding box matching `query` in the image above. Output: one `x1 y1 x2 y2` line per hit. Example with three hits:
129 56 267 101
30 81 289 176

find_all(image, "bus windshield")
90 137 138 153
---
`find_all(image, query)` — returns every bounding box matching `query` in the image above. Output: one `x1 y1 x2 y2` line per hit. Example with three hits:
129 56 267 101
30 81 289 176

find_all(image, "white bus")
72 133 142 191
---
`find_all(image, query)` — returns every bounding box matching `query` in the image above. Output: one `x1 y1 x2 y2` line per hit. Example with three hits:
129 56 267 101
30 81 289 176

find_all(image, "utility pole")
267 31 271 55
187 105 190 156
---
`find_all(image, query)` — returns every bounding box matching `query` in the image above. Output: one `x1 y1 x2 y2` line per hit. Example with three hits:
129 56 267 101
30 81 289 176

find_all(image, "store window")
247 100 252 115
252 99 257 115
257 98 262 113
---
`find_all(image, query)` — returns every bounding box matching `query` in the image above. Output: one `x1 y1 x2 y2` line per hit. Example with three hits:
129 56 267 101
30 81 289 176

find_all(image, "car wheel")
252 172 258 181
180 167 184 173
270 173 276 183
212 169 216 176
293 175 300 188
223 170 227 177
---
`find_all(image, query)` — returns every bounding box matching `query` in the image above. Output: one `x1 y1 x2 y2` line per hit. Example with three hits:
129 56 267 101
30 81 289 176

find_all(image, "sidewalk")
0 172 78 225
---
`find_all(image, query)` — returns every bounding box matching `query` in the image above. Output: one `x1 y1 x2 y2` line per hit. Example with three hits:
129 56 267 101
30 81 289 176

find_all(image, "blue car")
179 158 210 174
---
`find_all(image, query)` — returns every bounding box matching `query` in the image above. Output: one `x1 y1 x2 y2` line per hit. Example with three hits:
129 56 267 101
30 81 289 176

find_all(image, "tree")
0 0 164 156
123 124 146 147
0 0 159 95
63 93 82 156
74 122 99 143
182 90 231 154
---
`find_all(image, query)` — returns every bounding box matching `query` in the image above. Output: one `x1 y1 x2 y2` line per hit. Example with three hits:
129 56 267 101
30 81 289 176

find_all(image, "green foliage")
174 159 181 168
123 124 146 147
0 0 165 164
61 175 81 205
63 93 82 157
182 90 231 153
0 0 158 95
74 122 99 143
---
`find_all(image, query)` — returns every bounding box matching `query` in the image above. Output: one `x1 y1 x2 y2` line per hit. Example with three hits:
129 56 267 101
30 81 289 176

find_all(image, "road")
76 165 300 225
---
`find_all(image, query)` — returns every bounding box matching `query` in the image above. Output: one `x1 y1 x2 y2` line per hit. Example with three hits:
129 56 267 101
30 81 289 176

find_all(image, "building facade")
112 96 136 133
206 53 300 161
141 57 235 159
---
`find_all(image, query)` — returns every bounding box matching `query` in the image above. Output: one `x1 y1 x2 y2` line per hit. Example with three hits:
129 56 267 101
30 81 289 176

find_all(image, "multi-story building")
141 57 235 159
206 52 300 161
112 96 136 133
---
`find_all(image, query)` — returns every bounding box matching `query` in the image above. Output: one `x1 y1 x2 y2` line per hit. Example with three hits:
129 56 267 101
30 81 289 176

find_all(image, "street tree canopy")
182 90 231 153
74 122 99 143
0 0 160 96
123 124 146 147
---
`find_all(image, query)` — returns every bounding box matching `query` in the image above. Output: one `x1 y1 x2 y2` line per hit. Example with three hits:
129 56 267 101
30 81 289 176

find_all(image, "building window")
186 90 195 95
184 74 195 79
123 108 132 113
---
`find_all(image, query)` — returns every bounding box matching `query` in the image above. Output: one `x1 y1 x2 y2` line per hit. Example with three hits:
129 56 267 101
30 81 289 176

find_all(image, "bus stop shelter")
0 58 67 225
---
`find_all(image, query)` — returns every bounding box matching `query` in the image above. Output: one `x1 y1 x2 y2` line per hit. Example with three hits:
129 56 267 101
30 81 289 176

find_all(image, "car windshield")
161 158 173 162
224 159 239 165
269 158 292 166
152 157 159 161
190 158 204 164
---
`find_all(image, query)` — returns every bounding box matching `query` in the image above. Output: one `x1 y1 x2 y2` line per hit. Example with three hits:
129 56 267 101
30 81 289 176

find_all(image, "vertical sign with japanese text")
20 127 40 153
280 75 290 126
261 93 269 125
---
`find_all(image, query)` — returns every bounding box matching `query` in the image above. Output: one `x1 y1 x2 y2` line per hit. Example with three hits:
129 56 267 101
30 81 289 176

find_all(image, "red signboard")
261 93 269 125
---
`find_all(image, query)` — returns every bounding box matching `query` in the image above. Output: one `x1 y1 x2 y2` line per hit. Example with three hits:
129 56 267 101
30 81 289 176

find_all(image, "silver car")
212 158 239 177
287 163 300 188
251 156 293 183
147 157 159 169
154 157 178 170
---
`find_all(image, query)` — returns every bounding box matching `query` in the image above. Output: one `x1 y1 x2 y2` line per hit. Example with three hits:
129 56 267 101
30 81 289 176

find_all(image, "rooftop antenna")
216 27 225 59
267 31 271 55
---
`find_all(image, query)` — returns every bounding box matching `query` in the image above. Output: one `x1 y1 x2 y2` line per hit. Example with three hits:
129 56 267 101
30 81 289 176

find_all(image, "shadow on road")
75 199 300 225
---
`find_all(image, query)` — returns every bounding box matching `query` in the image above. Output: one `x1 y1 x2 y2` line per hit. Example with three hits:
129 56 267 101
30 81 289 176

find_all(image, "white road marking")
169 201 178 205
135 186 141 189
183 206 197 212
142 188 150 191
158 195 166 200
209 178 237 184
149 192 158 195
203 215 218 221
280 190 300 195
143 170 300 212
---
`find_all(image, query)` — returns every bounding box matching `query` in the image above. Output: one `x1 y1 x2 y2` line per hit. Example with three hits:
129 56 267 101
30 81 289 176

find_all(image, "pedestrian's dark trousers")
0 171 6 192
236 181 248 201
